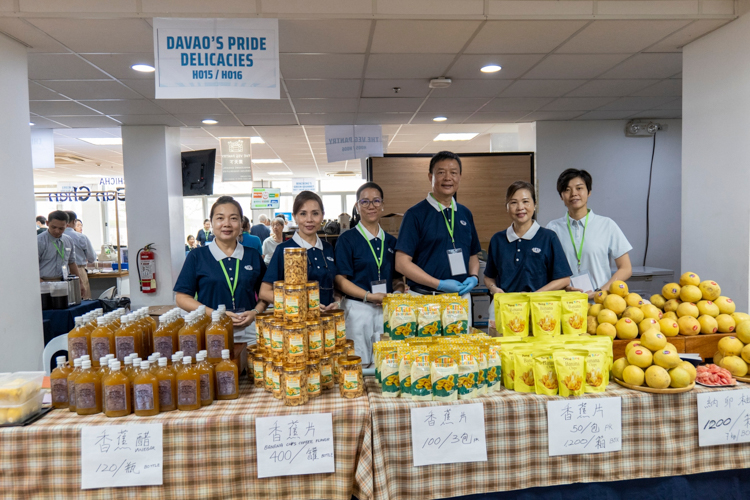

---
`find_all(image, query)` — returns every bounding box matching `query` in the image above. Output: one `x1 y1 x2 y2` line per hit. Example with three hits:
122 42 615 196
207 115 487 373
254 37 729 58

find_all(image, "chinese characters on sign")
80 424 163 490
697 389 750 446
255 413 335 478
220 137 253 182
547 398 622 456
410 403 488 466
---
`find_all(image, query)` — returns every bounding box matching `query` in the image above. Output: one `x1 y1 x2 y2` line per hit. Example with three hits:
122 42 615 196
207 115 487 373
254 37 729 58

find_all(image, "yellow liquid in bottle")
67 364 82 412
68 322 91 363
50 361 72 409
178 320 202 360
133 365 160 416
104 369 131 417
91 323 115 366
155 363 177 412
215 357 239 400
205 320 231 364
75 366 102 415
115 320 142 362
197 357 215 406
176 361 201 411
153 321 176 361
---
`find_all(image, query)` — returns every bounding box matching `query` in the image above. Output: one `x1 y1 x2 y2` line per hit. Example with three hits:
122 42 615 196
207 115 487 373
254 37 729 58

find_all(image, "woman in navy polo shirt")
174 196 268 369
259 191 341 309
484 181 571 294
334 182 404 366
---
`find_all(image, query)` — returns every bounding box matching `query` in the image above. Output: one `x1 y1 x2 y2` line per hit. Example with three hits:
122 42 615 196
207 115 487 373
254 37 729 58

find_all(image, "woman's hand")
489 285 504 294
566 285 595 300
322 301 341 311
227 310 256 328
366 292 386 305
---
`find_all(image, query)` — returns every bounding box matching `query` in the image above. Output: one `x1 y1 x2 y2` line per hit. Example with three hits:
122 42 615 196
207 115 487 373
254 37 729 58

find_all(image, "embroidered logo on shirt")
244 265 253 271
532 247 542 253
387 248 394 254
460 220 467 226
327 256 334 262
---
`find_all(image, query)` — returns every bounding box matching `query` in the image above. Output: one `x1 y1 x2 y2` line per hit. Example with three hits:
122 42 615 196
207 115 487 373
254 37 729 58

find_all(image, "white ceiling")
0 1 735 183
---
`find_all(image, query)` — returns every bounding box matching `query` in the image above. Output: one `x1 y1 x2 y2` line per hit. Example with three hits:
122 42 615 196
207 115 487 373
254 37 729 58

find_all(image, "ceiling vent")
326 171 358 177
429 77 452 89
54 154 90 165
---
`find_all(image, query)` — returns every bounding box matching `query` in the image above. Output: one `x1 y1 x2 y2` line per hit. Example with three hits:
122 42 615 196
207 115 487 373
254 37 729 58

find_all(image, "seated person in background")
240 216 263 254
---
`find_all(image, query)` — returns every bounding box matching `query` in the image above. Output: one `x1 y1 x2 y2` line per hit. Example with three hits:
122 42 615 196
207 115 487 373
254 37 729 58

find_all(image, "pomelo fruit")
697 300 720 317
622 365 645 386
735 320 750 344
650 294 666 309
615 318 639 340
603 294 627 315
596 323 616 339
586 316 598 335
677 316 700 336
625 340 643 355
664 299 681 313
641 304 663 320
609 280 628 297
714 350 724 365
699 280 721 301
612 357 629 380
663 311 678 321
669 367 691 388
731 312 750 325
718 336 743 356
715 296 735 315
598 309 618 325
594 290 608 304
645 365 671 389
741 344 750 364
623 307 645 323
676 302 699 319
658 318 680 337
698 315 719 334
653 349 681 369
639 318 660 334
680 272 700 287
720 356 748 377
662 283 681 300
627 347 653 369
680 285 702 303
588 304 602 317
716 314 736 333
641 329 667 351
678 361 697 383
625 293 644 307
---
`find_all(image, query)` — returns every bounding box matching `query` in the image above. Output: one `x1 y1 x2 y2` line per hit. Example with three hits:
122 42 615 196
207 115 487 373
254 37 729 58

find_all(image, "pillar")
0 34 45 370
682 13 750 311
121 126 185 308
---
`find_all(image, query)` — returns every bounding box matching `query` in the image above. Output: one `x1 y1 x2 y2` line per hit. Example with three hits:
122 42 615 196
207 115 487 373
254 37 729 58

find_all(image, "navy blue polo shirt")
395 195 481 291
174 244 266 311
335 223 398 295
263 233 338 306
485 222 572 293
241 232 263 254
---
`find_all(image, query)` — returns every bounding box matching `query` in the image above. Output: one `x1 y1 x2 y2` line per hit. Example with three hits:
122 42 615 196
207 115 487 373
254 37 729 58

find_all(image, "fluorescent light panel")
433 133 478 141
79 138 122 145
267 171 293 176
252 158 283 163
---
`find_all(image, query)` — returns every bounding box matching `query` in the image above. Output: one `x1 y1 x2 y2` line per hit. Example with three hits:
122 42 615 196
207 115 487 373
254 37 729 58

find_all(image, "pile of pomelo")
587 272 749 340
712 326 750 378
611 331 696 389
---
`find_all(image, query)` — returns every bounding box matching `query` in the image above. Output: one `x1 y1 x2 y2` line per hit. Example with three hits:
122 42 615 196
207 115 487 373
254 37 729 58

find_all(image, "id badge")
371 280 388 294
447 248 467 276
570 272 595 293
62 264 69 280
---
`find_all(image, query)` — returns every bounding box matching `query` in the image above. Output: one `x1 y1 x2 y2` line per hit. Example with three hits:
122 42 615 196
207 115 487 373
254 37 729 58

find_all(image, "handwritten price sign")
80 424 163 490
547 397 622 456
410 403 488 466
255 413 335 478
697 389 750 446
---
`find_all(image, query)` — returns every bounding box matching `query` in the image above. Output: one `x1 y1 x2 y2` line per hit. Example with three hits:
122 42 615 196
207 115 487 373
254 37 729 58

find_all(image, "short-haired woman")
259 191 341 310
484 181 571 294
261 217 286 265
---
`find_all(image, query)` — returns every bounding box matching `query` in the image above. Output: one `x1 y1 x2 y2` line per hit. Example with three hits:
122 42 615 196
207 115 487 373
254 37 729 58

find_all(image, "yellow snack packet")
512 348 536 393
553 350 586 397
486 344 502 392
410 348 432 401
417 302 442 337
495 293 530 337
530 294 562 337
476 347 488 396
380 352 400 398
443 300 469 336
500 345 516 390
398 347 413 399
457 346 480 399
390 300 417 340
561 292 589 335
431 349 458 402
533 350 558 396
583 348 609 393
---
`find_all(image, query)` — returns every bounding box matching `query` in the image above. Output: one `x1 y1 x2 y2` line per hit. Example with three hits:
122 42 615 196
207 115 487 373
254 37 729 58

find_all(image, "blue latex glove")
437 279 463 293
458 276 479 296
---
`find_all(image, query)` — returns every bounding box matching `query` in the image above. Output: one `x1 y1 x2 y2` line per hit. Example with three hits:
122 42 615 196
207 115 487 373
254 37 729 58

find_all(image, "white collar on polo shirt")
356 222 383 241
209 240 244 261
425 192 456 212
569 209 595 225
506 220 541 242
293 231 323 250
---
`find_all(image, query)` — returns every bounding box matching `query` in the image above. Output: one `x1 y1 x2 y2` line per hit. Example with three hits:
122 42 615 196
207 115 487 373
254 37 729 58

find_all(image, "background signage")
252 187 280 209
220 137 253 182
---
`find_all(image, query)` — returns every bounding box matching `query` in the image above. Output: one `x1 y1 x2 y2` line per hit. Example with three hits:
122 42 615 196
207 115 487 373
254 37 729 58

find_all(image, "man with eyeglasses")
395 151 481 315
335 182 404 366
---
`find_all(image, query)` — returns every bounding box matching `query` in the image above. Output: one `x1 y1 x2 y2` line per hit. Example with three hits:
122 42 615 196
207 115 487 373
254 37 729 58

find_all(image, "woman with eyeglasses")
334 182 404 366
259 191 341 310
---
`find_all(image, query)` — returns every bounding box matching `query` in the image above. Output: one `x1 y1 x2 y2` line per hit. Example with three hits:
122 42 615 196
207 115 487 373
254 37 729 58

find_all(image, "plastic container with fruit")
0 392 43 425
0 372 45 405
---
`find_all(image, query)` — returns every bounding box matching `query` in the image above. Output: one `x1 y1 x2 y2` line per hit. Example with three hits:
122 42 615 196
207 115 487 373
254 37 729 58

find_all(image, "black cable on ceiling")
643 132 657 267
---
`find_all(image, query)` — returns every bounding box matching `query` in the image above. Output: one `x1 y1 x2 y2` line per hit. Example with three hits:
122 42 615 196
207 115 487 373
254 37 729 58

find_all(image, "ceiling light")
202 119 218 125
433 116 448 122
252 158 283 164
434 133 478 141
251 137 265 144
131 64 155 73
29 122 35 126
79 138 123 145
480 64 502 73
267 171 293 176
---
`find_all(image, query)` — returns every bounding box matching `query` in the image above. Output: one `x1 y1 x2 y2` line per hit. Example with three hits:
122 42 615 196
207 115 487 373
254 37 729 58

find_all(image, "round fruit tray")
613 377 695 394
734 376 750 383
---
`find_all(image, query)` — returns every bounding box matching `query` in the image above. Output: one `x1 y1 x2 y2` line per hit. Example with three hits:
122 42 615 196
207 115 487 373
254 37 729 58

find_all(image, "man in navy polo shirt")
395 151 481 302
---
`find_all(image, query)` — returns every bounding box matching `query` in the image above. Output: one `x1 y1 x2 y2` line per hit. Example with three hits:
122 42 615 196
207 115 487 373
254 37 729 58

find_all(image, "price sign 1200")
697 390 750 447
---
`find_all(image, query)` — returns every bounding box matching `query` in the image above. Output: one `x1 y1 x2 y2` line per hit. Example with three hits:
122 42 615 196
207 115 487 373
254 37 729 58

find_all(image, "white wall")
536 120 682 277
0 34 45 370
683 14 750 311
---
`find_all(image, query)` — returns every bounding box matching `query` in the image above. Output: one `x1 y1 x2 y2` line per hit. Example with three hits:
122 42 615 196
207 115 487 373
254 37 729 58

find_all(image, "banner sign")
325 125 383 163
252 188 281 209
153 18 280 99
292 178 316 194
220 137 253 182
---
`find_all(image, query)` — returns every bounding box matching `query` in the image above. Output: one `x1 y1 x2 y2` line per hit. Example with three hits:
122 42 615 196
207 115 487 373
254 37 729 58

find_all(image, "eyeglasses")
358 198 383 208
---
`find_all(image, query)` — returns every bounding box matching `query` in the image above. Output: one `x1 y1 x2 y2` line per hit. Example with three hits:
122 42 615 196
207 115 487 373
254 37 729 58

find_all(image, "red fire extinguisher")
137 243 157 293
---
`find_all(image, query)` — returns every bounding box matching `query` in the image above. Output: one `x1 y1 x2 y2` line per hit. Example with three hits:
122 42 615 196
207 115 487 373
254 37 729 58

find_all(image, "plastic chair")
42 334 68 375
98 286 116 300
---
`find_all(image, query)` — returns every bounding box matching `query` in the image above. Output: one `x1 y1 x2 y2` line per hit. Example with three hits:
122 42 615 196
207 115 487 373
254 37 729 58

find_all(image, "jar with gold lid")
252 352 265 388
282 363 308 406
319 354 334 390
284 284 308 323
273 281 285 319
283 323 308 364
345 339 356 356
284 247 307 284
306 319 323 360
306 360 321 399
321 315 336 354
270 321 285 357
330 309 346 347
264 356 276 393
272 359 284 400
260 317 274 350
332 347 346 385
306 281 320 319
338 356 364 399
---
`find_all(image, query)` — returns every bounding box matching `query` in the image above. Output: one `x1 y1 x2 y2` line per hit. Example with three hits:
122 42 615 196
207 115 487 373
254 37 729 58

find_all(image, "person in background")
250 214 271 241
185 235 197 254
74 219 83 233
546 168 632 300
395 151 481 318
240 216 263 254
484 181 571 296
36 216 47 235
196 219 214 247
335 182 404 366
38 211 86 297
259 191 341 310
175 196 268 372
64 211 96 299
262 217 285 265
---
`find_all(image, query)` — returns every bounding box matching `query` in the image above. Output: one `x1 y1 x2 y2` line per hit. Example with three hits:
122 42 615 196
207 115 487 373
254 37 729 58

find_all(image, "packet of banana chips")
530 294 562 337
417 302 442 337
495 293 530 337
561 292 589 335
381 294 467 339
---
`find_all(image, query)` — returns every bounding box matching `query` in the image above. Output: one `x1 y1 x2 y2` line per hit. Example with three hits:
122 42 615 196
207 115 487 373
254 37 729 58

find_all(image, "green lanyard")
566 211 589 270
205 229 210 240
430 194 456 247
218 258 240 309
52 240 65 262
357 224 385 280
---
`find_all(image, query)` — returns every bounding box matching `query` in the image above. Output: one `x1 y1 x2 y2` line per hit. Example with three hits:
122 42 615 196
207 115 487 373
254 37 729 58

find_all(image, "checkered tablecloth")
366 377 750 500
0 379 373 500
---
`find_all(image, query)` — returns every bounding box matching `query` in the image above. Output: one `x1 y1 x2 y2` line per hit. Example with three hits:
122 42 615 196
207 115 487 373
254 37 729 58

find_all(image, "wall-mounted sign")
325 125 383 163
99 177 125 187
153 18 280 99
292 178 316 194
252 188 280 209
43 187 125 203
220 137 253 182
